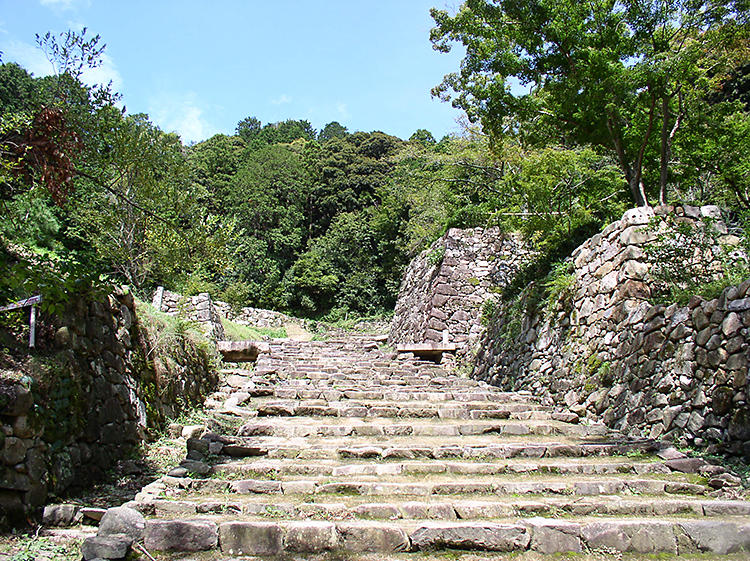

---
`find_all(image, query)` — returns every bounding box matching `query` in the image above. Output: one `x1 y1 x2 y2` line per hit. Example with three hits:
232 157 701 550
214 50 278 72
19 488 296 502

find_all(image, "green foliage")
409 128 436 146
237 116 316 149
430 0 749 207
4 24 748 325
503 221 603 301
4 536 82 561
134 299 220 395
427 245 446 267
542 261 576 313
318 121 348 142
480 298 499 326
219 280 255 314
220 317 287 340
644 214 748 304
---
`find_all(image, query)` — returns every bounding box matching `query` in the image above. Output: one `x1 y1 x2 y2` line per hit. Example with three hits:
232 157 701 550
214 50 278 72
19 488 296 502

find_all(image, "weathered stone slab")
582 520 677 553
81 535 132 560
217 340 270 362
219 521 282 556
678 521 750 554
410 523 530 551
526 518 582 554
42 503 79 526
283 521 338 552
338 522 410 552
144 519 218 551
229 479 282 494
98 506 146 541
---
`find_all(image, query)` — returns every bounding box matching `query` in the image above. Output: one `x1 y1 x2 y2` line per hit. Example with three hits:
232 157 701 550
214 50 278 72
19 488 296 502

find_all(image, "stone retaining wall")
389 227 533 351
215 303 294 329
474 206 750 458
0 289 218 524
152 288 225 340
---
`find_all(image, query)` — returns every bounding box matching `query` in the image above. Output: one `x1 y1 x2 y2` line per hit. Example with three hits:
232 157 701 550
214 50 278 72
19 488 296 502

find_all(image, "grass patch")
220 317 287 340
0 535 83 561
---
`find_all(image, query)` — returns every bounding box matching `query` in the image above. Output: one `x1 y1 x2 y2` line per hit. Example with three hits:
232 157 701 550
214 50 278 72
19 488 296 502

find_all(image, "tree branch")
73 168 182 233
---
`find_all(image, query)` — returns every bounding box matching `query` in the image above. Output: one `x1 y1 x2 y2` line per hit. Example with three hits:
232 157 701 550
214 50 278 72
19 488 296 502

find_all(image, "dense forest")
1 0 748 320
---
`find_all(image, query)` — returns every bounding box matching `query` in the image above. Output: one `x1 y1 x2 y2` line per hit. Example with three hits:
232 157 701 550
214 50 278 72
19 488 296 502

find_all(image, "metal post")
29 304 36 349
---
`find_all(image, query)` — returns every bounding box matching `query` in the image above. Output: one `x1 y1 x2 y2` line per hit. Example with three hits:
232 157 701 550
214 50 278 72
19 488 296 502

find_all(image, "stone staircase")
84 337 750 558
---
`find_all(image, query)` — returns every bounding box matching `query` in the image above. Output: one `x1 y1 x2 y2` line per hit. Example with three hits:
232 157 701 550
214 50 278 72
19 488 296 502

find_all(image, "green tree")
188 133 245 214
305 131 402 236
430 0 748 207
318 121 349 142
409 129 436 146
227 143 310 308
236 115 261 142
70 112 233 290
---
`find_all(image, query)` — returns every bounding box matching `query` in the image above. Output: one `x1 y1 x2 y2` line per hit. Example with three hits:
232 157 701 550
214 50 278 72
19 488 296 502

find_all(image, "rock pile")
152 288 225 340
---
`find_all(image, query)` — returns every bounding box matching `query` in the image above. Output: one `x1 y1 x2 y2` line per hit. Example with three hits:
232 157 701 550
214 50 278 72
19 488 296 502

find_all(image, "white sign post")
0 295 43 348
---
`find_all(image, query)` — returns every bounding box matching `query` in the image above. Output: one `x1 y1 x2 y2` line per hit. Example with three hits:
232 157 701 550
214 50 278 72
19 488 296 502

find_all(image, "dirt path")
283 321 314 341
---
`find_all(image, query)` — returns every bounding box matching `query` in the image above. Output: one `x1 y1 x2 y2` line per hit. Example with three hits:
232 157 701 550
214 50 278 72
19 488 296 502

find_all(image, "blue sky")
0 0 466 144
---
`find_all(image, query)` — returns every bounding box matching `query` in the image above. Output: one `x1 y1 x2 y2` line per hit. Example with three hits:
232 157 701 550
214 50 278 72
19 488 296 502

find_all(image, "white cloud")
271 94 292 105
149 93 218 144
81 52 123 90
1 40 54 76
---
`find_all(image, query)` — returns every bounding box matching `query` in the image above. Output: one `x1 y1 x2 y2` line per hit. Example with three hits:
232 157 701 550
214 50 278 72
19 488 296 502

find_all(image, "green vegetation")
644 215 749 304
542 262 576 313
220 317 287 340
0 535 82 561
1 9 749 321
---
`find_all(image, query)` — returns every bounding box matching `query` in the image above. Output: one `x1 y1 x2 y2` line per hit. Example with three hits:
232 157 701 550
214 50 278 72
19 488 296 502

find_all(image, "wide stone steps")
137 495 750 520
207 456 671 475
131 517 750 556
229 419 603 438
189 436 658 461
229 372 498 389
76 337 750 558
251 399 553 420
142 473 710 499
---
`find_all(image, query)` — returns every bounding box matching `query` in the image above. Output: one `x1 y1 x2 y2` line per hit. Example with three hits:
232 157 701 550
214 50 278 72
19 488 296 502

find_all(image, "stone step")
122 516 750 555
134 495 750 521
270 388 536 402
228 419 603 439
188 433 655 460
207 457 673 478
251 399 552 420
269 374 489 389
142 473 710 500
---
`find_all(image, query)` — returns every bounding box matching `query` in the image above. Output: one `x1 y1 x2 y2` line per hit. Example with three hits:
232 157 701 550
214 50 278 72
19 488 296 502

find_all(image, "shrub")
644 214 748 304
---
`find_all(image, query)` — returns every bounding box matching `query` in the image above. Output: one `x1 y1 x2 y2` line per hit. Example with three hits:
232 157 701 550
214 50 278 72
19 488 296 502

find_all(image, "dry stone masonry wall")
389 227 533 351
152 288 225 340
214 303 293 329
474 205 750 458
0 289 218 524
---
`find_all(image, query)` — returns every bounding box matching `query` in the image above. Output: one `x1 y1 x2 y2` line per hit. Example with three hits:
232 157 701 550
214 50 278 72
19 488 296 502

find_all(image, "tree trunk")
627 170 649 207
607 110 650 208
659 96 670 205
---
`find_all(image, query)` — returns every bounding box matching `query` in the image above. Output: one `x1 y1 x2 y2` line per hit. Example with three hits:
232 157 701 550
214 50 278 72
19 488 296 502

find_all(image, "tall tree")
318 121 349 142
430 0 749 207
